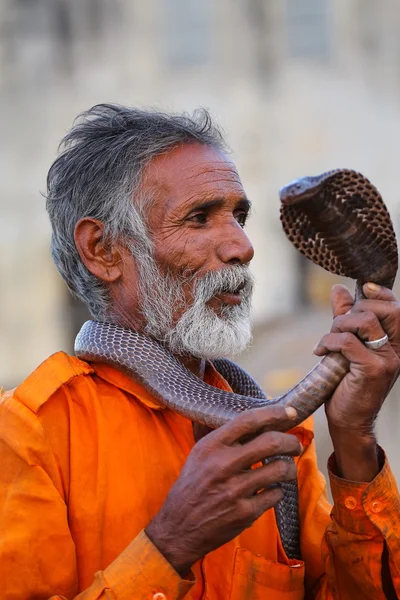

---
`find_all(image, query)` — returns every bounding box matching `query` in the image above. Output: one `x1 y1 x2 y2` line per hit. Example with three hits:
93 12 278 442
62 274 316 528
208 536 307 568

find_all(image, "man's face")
133 142 255 358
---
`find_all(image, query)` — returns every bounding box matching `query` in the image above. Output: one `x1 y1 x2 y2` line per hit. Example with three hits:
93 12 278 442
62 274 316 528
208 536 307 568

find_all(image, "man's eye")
189 213 208 225
235 212 248 227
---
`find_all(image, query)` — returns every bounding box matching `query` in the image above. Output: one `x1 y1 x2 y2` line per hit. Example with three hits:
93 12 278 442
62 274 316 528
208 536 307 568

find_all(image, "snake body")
75 169 398 560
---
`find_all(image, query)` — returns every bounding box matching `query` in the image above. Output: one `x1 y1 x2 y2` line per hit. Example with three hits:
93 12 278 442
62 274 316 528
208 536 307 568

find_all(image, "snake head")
280 170 339 206
279 169 398 289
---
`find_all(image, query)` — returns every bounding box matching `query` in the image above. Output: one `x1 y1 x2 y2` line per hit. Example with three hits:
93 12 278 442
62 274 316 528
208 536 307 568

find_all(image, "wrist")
145 518 196 577
329 426 379 482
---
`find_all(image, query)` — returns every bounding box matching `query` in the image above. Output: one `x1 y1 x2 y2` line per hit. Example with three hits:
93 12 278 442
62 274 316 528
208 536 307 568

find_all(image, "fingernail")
312 344 319 354
285 407 297 419
367 282 381 291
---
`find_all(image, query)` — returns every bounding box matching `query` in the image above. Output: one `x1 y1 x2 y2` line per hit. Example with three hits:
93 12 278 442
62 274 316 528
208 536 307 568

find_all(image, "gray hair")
46 103 227 318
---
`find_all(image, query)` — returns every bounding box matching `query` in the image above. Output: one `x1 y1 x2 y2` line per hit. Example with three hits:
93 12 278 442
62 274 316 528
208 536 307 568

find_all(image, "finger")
330 311 386 342
249 486 284 520
214 405 298 446
239 458 298 497
351 298 400 339
362 283 397 302
352 298 398 317
331 284 354 318
232 431 302 470
314 331 391 360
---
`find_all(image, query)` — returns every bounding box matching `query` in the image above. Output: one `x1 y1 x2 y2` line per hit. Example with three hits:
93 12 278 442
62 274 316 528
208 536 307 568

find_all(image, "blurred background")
1 0 400 485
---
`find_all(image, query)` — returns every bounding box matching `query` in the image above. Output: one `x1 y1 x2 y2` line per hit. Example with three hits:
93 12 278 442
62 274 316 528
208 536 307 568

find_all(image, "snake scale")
75 169 398 560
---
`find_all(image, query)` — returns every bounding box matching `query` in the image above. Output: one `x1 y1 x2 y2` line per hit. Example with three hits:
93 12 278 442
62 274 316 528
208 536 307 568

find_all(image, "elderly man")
1 104 400 600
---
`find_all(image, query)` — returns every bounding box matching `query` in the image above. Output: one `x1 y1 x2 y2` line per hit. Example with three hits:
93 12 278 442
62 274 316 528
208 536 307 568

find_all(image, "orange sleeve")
317 448 400 599
296 421 400 600
0 395 194 600
74 531 194 600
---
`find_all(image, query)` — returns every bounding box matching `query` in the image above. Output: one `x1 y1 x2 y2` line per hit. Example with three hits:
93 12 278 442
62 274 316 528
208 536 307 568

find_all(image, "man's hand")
146 406 301 576
314 283 400 481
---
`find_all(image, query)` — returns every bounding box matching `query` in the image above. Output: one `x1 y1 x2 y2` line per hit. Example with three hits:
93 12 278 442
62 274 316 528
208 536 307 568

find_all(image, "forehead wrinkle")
144 152 245 222
172 169 245 210
187 163 241 183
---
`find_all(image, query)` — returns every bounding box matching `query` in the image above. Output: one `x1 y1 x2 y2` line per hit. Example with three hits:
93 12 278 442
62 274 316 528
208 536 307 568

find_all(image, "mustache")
193 265 255 302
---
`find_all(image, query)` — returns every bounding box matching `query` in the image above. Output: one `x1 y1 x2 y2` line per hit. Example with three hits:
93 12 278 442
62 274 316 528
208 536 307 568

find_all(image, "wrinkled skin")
147 406 301 575
74 143 400 577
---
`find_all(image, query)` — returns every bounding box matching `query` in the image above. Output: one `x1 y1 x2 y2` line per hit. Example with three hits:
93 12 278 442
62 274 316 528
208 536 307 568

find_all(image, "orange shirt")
0 351 400 599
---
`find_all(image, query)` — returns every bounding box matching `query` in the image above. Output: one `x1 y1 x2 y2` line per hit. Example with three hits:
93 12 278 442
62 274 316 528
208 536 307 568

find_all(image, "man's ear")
74 218 123 283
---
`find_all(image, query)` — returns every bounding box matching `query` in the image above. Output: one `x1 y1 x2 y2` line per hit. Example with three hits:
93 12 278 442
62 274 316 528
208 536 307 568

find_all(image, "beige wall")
2 0 400 387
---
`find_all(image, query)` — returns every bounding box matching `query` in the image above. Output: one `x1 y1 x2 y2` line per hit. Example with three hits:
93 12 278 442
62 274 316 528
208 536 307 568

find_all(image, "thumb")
331 284 354 318
362 282 397 302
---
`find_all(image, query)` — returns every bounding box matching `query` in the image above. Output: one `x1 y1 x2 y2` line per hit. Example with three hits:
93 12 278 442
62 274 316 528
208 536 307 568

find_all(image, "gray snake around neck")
75 169 398 560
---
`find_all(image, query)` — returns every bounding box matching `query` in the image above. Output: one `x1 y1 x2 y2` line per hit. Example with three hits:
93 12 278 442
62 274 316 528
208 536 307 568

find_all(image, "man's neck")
179 355 206 379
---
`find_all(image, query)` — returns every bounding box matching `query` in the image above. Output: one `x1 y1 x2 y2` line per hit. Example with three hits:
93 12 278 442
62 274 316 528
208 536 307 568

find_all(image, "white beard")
136 253 254 360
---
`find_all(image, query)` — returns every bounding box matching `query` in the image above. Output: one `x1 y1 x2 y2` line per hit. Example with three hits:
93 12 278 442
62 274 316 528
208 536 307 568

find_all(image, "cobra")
75 169 398 560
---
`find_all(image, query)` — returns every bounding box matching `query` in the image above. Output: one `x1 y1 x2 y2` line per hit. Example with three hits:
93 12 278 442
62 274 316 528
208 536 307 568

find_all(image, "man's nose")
216 222 255 265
